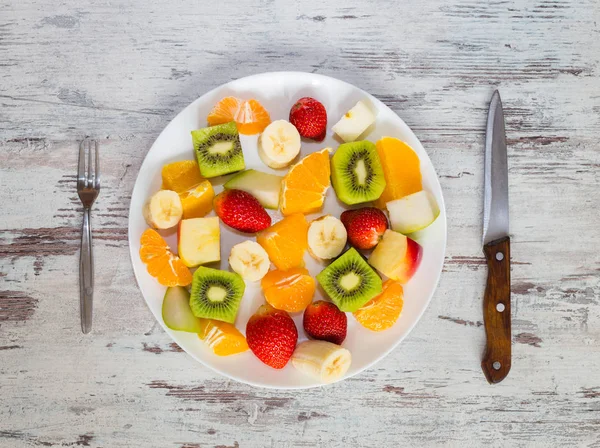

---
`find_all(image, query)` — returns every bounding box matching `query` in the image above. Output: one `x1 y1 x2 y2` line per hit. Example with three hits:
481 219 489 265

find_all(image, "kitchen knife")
481 90 511 384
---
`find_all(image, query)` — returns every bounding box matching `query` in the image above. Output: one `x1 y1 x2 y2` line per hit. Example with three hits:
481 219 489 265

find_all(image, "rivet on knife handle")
481 236 511 383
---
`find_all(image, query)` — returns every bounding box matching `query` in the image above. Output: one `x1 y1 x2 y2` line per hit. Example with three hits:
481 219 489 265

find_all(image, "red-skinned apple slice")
368 230 422 283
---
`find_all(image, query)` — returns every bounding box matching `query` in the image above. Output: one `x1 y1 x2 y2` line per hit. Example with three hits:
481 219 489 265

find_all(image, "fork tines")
78 139 100 190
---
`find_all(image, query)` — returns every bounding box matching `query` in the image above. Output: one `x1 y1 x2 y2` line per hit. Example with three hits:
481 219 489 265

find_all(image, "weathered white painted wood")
1 0 599 446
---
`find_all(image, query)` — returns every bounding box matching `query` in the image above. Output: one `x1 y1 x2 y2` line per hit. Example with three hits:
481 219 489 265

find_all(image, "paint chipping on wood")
514 332 543 348
0 291 38 322
438 315 483 327
148 381 293 406
142 342 184 354
579 388 600 399
215 442 239 448
1 1 599 445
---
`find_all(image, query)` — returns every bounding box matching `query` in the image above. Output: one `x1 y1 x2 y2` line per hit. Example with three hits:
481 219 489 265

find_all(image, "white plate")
128 72 447 389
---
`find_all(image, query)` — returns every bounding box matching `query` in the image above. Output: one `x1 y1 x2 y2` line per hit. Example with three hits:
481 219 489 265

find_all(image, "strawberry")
214 189 271 233
246 304 298 369
303 301 347 345
289 97 327 141
340 207 388 250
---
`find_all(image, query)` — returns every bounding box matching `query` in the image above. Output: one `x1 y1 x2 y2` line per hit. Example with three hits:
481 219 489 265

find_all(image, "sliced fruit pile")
139 94 440 384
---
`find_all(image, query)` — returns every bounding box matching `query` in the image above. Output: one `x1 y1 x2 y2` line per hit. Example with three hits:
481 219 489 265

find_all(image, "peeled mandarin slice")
235 99 271 135
256 213 309 270
280 148 331 216
261 267 316 313
161 160 204 193
207 96 242 126
198 319 249 356
179 180 214 219
139 229 192 287
374 137 422 208
353 279 404 331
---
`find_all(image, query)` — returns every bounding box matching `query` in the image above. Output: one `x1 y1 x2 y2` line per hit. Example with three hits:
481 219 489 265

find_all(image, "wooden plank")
1 0 599 446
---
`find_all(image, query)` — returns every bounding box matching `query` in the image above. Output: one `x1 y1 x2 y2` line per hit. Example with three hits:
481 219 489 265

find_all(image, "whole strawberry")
214 189 271 233
340 207 388 250
303 300 347 345
246 304 298 369
289 97 327 141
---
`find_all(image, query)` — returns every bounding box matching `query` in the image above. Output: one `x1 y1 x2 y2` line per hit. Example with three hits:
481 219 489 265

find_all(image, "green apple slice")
223 169 283 209
387 190 440 234
162 286 204 333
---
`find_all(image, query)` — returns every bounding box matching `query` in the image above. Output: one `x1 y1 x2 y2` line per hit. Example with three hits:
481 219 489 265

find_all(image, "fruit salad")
139 95 440 384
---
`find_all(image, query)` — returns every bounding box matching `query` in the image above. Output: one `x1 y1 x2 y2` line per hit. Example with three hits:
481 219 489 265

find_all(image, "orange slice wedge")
374 137 422 208
280 148 331 216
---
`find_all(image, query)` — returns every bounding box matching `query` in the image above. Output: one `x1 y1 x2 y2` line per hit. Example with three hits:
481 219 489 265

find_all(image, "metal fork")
77 139 100 334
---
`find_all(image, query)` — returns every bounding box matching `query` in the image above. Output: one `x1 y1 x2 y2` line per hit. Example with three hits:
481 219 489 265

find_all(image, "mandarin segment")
198 319 249 356
353 279 404 331
207 96 242 126
235 99 271 135
256 213 309 270
374 137 422 208
261 267 316 313
139 229 192 286
280 148 331 216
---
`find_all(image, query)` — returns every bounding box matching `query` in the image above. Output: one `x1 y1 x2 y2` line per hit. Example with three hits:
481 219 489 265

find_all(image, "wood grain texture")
1 0 599 446
482 237 511 384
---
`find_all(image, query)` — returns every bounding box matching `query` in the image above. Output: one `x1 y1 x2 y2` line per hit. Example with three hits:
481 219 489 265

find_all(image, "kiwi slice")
191 121 245 178
316 248 382 312
190 267 245 323
331 141 386 205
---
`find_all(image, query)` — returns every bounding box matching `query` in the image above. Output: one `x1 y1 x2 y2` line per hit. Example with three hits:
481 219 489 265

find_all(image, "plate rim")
127 71 447 389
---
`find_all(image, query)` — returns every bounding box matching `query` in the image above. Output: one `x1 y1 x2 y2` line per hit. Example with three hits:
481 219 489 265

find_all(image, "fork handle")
80 208 93 334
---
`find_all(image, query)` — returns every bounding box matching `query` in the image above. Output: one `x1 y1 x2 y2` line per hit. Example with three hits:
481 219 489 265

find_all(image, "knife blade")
481 90 511 384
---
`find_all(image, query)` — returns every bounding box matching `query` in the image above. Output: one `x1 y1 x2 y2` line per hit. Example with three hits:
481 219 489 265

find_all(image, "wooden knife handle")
481 236 511 384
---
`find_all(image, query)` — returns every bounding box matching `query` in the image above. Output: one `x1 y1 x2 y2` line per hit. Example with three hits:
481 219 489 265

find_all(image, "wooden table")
2 1 599 446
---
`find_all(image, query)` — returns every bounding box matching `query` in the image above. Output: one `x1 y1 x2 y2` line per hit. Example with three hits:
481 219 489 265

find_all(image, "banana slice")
258 120 301 168
143 190 183 229
307 215 347 260
228 240 270 282
291 340 351 384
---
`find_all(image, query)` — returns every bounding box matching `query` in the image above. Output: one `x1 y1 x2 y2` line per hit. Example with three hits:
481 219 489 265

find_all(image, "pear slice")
162 286 204 333
387 191 440 234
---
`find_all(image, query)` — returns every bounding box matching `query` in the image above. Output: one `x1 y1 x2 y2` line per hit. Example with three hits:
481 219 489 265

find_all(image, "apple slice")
368 230 422 283
223 169 283 209
332 100 376 143
178 216 220 267
162 286 204 332
387 191 440 234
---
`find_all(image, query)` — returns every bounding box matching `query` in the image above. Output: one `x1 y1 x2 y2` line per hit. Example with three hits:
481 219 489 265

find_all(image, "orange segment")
179 180 214 219
353 279 404 331
235 99 271 135
374 137 422 208
139 229 192 286
280 148 331 216
198 319 249 356
256 214 308 270
261 267 316 312
161 160 204 193
207 96 242 126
